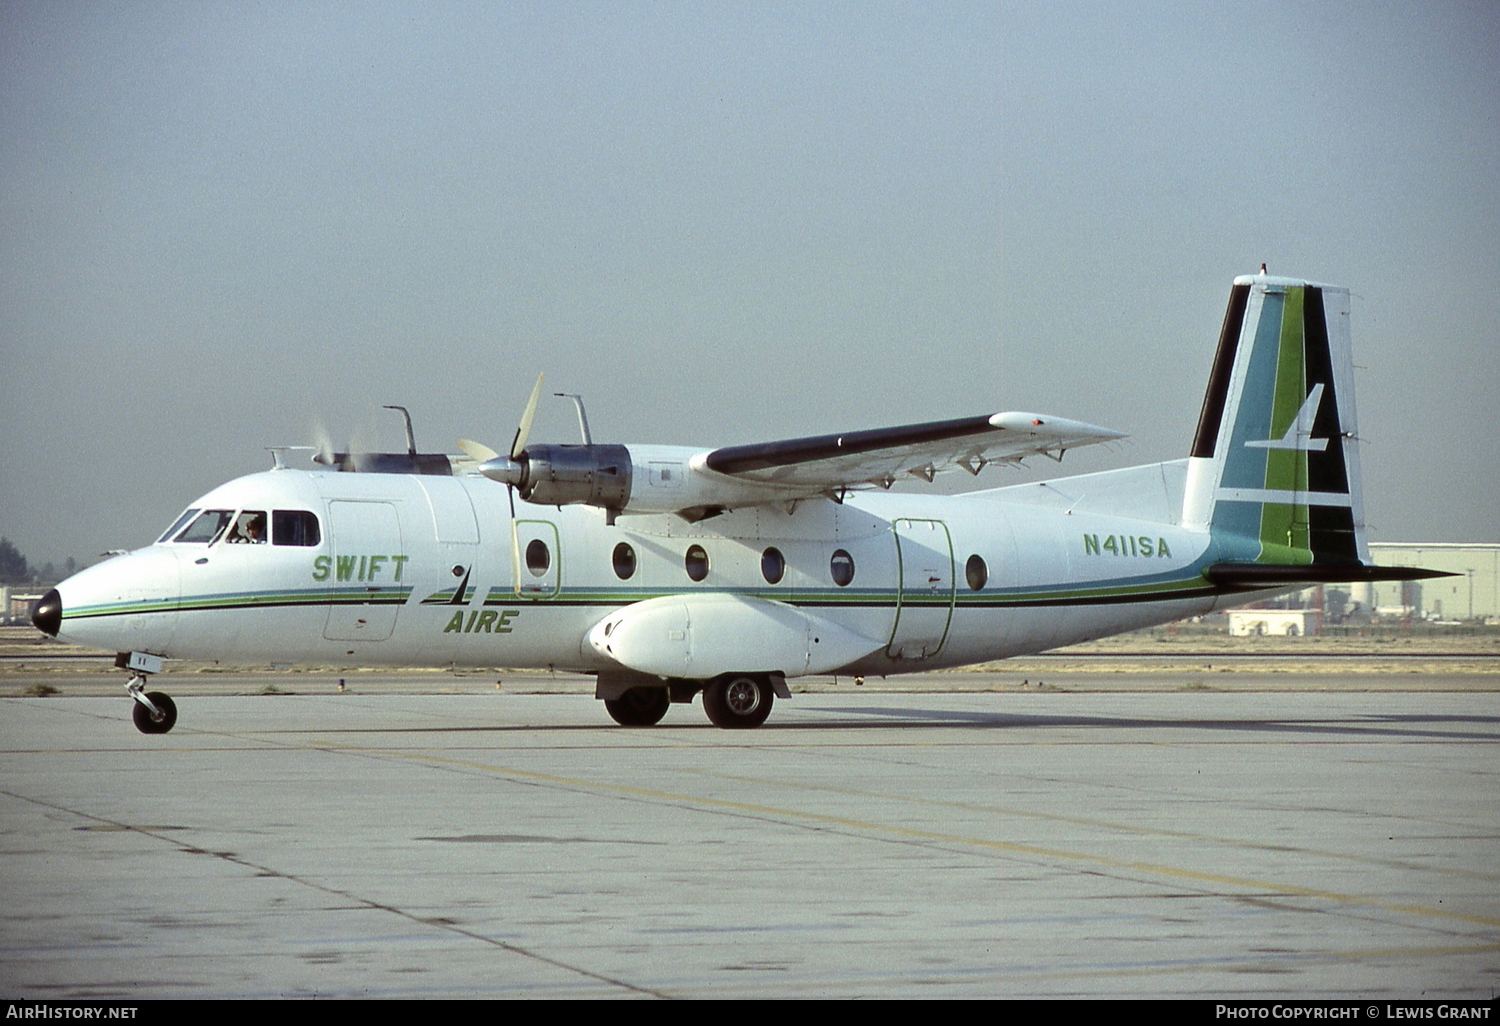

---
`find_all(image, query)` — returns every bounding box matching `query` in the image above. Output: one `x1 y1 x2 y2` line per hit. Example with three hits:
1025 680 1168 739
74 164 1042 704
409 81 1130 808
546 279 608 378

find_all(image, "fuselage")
34 274 1410 735
49 464 1228 675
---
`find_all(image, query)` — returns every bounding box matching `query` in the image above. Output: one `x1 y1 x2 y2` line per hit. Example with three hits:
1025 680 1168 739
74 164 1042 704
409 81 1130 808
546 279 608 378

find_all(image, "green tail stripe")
1258 287 1312 564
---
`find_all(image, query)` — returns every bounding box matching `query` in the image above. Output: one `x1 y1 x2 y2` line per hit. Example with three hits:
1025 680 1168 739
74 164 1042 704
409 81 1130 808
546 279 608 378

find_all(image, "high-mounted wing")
701 411 1125 491
461 397 1125 518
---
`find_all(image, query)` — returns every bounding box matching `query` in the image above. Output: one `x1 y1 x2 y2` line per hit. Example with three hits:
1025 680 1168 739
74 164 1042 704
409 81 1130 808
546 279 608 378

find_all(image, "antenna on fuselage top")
554 393 593 445
382 405 418 456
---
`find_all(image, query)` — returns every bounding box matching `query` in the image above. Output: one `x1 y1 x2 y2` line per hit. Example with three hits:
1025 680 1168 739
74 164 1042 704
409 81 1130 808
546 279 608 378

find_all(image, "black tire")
702 675 774 729
604 687 671 727
132 692 178 734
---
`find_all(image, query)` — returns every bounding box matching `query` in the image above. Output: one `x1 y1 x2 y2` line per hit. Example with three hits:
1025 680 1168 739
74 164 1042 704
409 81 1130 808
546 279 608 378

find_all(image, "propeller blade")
510 373 544 459
310 419 336 466
508 484 522 596
456 438 500 463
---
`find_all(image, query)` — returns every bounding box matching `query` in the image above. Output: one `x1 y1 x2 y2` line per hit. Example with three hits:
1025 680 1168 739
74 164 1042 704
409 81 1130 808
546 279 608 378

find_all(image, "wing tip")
988 411 1127 440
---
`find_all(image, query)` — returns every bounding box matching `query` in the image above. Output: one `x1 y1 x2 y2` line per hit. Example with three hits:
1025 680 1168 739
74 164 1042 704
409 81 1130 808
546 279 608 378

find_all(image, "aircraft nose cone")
32 589 62 637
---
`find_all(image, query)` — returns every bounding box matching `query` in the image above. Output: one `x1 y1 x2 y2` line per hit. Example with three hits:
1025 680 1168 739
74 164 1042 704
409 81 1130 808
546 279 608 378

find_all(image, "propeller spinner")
458 374 634 591
460 374 541 595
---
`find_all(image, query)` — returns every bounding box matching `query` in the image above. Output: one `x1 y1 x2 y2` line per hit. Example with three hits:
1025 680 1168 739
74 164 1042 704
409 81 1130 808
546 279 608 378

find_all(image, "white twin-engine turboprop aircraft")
34 274 1446 733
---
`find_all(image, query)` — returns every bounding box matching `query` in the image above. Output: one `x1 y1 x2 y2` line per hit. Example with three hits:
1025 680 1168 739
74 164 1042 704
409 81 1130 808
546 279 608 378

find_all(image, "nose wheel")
126 672 177 734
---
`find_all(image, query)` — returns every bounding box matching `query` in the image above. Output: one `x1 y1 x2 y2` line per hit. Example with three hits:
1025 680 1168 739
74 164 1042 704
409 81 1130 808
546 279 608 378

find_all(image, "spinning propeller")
311 406 453 475
457 373 545 596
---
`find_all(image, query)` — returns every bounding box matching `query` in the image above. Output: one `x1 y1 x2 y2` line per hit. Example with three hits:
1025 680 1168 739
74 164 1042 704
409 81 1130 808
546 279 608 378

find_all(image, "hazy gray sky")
3 0 1497 568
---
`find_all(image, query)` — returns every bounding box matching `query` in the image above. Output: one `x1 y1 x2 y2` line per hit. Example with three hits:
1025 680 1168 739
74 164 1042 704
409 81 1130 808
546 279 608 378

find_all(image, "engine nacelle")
518 444 633 510
477 442 809 517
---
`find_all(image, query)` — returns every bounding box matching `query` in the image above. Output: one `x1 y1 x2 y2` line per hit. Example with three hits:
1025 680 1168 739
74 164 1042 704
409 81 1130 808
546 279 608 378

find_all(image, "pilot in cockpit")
227 511 267 544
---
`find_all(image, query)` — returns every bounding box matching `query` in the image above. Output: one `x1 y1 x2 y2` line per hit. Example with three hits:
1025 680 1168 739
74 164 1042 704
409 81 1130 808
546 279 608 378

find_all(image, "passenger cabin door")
323 501 405 642
887 518 955 660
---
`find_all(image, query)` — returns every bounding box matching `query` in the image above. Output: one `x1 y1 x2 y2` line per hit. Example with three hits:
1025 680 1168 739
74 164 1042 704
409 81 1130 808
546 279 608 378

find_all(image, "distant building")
1360 543 1500 621
1228 608 1320 637
3 587 45 626
1225 543 1497 635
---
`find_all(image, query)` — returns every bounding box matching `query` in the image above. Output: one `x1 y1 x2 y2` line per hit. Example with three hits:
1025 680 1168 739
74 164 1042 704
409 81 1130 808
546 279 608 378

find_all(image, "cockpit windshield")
157 508 200 543
162 507 322 547
173 509 234 545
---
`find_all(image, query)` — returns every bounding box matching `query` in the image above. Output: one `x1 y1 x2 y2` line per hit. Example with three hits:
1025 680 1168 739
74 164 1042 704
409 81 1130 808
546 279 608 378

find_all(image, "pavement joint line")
7 695 1498 749
163 716 1500 932
892 939 1500 987
678 766 1500 885
0 787 672 1000
14 703 1498 892
6 693 1499 996
325 746 1500 932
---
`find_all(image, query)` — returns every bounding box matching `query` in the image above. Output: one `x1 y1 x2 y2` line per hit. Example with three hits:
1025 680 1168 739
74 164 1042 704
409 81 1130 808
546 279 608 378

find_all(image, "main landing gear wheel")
131 692 178 734
604 687 671 727
702 675 774 729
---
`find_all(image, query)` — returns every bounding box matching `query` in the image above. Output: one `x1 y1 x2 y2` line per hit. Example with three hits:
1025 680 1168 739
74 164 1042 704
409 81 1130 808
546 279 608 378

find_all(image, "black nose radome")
32 589 61 637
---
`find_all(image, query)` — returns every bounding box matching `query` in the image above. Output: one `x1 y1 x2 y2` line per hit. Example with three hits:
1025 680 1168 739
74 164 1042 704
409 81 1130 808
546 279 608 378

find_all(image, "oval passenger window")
613 542 636 580
761 547 785 585
526 539 551 577
685 545 709 582
830 549 855 587
966 554 988 591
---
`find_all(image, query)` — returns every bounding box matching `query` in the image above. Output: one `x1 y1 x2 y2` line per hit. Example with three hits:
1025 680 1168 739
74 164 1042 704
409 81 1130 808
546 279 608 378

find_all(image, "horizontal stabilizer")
1204 562 1455 590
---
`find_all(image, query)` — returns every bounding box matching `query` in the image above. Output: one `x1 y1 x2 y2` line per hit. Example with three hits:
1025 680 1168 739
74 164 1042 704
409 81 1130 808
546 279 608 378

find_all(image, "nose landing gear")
129 683 178 734
118 652 178 734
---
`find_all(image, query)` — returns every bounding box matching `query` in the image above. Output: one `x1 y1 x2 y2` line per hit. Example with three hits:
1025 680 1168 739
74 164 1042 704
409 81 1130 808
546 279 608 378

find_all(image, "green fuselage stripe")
61 574 1225 623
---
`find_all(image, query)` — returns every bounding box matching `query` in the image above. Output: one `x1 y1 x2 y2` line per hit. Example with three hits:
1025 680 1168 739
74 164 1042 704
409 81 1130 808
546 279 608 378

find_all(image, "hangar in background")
1362 543 1499 621
1181 543 1496 636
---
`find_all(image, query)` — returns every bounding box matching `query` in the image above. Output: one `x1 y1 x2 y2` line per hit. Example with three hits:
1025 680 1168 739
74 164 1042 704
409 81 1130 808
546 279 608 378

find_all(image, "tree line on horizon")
0 538 77 587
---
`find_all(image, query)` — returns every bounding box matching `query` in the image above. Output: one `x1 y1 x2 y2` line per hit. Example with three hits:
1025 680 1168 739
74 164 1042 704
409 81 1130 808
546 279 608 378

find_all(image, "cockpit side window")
226 511 269 544
158 508 200 544
272 510 321 547
175 509 234 544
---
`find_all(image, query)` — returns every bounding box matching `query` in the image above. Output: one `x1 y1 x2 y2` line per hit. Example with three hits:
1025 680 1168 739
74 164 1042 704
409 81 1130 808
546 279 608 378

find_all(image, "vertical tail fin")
1182 274 1368 567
